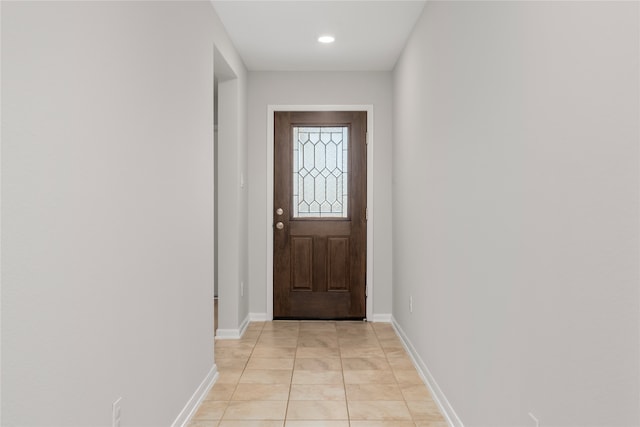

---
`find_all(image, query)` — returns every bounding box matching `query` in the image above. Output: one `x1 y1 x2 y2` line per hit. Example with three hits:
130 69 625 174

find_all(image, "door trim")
266 105 374 321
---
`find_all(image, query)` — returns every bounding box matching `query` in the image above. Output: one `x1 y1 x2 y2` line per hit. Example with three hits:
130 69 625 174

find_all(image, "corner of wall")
370 313 392 323
215 313 250 340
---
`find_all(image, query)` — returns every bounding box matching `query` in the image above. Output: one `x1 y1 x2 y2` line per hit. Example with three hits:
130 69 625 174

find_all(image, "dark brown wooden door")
274 111 367 320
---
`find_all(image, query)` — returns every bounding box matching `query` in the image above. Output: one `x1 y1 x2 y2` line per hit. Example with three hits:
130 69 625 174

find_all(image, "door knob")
276 222 284 230
276 208 284 216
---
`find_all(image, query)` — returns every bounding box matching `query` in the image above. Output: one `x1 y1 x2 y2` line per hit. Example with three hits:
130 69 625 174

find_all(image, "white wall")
1 1 246 425
247 71 393 318
393 2 639 426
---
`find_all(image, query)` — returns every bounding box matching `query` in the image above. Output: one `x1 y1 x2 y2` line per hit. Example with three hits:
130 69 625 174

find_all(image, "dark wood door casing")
274 111 367 320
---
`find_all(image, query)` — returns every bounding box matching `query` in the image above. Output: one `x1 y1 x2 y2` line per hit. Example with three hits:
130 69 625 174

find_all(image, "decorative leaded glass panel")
292 127 348 218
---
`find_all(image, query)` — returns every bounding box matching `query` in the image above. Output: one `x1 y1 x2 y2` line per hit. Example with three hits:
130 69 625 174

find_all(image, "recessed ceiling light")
318 35 335 44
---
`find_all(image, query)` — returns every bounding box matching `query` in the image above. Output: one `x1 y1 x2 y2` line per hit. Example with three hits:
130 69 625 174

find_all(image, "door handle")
275 222 284 230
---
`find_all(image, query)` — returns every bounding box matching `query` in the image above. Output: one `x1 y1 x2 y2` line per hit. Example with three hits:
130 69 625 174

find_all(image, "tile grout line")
375 323 415 424
220 321 263 424
337 324 349 426
282 323 300 425
224 324 248 423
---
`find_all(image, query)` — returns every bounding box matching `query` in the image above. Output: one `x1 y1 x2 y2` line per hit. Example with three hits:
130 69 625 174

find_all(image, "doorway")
273 111 367 319
214 46 241 338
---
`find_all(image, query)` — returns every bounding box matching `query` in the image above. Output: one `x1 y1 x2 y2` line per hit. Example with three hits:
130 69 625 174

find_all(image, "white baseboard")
249 312 270 321
391 317 463 427
215 328 241 339
215 313 250 340
238 314 250 336
171 364 218 427
370 313 392 322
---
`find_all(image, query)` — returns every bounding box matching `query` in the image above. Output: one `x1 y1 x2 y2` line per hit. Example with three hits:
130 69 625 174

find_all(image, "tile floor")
189 321 447 426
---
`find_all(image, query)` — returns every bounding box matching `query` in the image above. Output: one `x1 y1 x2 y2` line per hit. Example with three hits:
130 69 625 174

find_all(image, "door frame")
266 105 374 321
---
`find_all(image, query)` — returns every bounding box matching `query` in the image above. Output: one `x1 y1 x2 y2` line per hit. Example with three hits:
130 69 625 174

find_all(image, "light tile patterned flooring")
190 321 447 426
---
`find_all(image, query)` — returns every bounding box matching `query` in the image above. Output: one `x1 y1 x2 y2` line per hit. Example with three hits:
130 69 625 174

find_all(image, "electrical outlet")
112 397 122 427
410 296 413 313
529 412 539 427
240 281 244 297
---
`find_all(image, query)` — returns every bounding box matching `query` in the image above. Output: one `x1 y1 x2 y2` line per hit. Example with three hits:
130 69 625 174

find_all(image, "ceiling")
211 1 427 71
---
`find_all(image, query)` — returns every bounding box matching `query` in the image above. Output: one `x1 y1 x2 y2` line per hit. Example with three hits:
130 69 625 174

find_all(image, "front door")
274 111 367 319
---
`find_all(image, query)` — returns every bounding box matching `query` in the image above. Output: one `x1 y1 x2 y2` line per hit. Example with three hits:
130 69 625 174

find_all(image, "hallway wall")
1 1 246 425
247 71 393 318
392 1 639 426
